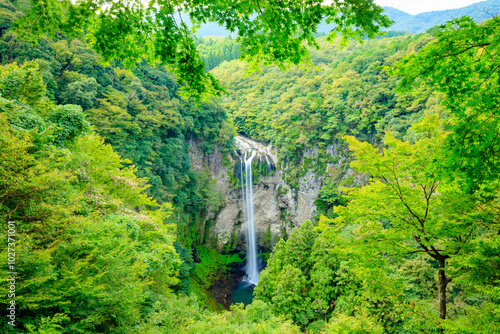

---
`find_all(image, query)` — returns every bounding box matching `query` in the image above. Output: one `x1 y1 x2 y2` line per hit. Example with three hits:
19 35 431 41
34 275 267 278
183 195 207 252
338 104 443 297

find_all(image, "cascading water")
232 135 276 304
241 150 259 285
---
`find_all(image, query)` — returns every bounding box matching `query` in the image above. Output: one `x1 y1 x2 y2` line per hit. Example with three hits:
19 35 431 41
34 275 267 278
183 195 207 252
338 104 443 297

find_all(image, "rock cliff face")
188 135 362 252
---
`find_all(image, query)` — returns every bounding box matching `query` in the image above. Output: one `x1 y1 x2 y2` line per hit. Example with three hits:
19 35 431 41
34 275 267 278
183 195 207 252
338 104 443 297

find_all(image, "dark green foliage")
248 15 500 334
195 36 242 72
49 104 91 145
0 61 182 333
255 220 342 327
0 0 21 37
8 107 45 130
174 243 196 295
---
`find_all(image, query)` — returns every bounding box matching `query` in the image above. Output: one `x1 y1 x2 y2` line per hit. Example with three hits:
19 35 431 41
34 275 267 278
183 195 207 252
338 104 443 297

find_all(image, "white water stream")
241 150 259 284
236 136 277 285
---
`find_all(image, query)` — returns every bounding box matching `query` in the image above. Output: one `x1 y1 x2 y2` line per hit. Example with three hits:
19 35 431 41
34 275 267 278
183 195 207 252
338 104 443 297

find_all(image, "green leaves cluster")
395 16 500 195
13 0 391 97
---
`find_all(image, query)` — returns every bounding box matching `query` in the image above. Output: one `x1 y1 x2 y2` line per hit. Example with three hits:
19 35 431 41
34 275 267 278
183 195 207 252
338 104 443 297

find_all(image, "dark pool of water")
231 281 255 306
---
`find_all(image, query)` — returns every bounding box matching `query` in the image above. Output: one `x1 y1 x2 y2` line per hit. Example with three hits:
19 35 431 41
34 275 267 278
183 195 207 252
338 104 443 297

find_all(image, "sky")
374 0 487 15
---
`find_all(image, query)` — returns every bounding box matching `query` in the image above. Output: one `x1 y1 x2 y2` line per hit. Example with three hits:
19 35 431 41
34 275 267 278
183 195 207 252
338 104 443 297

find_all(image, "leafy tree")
395 16 500 195
85 88 140 145
317 180 346 217
0 60 45 104
333 114 498 332
255 220 345 328
48 104 91 145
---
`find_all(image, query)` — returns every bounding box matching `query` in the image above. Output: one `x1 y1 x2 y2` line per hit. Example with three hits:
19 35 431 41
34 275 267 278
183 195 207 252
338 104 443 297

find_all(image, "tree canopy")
335 114 496 330
13 0 392 97
394 16 500 195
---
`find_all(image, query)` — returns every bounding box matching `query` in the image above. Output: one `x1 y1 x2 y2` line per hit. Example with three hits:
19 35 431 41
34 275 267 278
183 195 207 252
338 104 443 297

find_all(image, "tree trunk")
437 258 451 334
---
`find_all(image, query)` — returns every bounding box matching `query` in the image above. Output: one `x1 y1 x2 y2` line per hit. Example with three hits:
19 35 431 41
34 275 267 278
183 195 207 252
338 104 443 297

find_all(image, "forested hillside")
250 16 500 334
0 0 238 249
1 0 499 333
212 33 438 158
196 36 242 72
0 60 183 332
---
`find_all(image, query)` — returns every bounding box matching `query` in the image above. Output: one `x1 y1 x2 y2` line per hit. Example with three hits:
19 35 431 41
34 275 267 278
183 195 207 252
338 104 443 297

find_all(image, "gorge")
3 4 499 330
189 134 367 259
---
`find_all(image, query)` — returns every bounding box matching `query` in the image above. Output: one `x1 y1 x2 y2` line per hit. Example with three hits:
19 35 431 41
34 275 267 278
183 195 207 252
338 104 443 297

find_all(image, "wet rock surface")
188 135 359 252
188 135 368 308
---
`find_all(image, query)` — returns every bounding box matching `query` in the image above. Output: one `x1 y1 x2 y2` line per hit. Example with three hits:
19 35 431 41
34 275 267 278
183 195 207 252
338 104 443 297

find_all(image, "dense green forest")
212 33 437 157
1 0 500 333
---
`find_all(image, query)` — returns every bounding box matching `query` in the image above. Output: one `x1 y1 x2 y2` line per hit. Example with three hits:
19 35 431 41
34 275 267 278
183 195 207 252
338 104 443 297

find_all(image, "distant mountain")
382 7 413 23
383 0 500 33
195 0 500 36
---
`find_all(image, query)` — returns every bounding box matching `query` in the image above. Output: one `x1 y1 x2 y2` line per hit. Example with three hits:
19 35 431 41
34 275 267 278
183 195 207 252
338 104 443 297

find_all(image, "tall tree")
333 115 497 332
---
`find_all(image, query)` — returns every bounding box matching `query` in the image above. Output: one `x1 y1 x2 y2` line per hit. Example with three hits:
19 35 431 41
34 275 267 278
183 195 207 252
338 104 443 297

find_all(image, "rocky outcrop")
188 135 362 252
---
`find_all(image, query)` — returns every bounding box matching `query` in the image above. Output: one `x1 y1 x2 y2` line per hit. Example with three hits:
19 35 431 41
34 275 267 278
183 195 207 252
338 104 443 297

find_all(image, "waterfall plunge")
235 135 277 285
241 150 259 285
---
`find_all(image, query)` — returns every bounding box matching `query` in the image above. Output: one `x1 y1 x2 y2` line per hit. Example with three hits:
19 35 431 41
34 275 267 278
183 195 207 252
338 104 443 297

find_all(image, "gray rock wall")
188 136 359 252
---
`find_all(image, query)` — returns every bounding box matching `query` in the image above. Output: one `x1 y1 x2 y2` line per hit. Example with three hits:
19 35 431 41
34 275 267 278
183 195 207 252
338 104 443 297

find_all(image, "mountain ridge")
382 0 500 33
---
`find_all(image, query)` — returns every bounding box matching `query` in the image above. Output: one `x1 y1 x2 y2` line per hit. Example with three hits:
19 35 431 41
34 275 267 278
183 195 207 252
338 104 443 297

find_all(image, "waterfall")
241 150 259 285
235 135 277 285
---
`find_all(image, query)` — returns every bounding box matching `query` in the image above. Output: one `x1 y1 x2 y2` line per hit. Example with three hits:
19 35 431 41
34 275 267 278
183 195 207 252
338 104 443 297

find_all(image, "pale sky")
374 0 487 15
